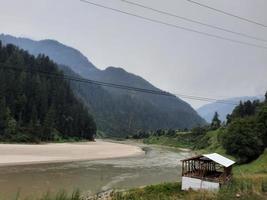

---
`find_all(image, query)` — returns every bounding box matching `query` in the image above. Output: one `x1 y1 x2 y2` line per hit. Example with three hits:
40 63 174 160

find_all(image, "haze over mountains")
0 34 205 137
197 96 264 123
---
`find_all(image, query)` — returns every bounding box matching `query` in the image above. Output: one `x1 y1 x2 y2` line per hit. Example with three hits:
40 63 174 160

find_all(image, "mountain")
0 42 96 142
197 96 264 123
0 34 97 74
0 34 205 137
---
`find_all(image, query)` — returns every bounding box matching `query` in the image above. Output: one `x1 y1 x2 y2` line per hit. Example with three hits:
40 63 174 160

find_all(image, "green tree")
257 105 267 146
4 107 17 136
43 106 56 141
211 112 221 130
221 118 264 163
0 98 6 136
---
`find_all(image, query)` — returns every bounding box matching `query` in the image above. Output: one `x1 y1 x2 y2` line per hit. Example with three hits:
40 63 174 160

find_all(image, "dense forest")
0 42 96 142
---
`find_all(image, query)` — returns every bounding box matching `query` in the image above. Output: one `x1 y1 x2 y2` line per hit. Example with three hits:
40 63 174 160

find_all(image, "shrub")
221 118 264 163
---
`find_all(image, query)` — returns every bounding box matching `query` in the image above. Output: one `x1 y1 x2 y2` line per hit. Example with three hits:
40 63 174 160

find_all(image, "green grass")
112 182 189 200
112 177 267 200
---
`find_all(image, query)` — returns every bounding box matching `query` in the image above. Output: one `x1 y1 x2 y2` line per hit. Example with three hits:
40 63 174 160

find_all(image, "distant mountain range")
197 96 264 123
0 34 205 137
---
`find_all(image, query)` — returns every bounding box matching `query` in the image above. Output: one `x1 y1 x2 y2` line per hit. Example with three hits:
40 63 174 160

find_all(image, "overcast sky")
1 0 267 108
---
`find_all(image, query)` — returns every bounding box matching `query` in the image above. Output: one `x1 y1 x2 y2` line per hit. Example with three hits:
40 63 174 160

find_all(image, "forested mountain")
0 34 205 137
197 96 264 123
0 42 96 142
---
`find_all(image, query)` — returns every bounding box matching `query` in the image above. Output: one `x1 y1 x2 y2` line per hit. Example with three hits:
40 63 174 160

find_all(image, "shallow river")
0 142 191 199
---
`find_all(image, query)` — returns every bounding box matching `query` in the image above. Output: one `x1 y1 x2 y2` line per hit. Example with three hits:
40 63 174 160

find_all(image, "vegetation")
130 127 207 148
13 190 81 200
113 177 267 200
133 93 267 165
234 149 267 175
221 118 264 163
0 43 96 143
221 98 267 163
131 126 211 150
210 111 221 130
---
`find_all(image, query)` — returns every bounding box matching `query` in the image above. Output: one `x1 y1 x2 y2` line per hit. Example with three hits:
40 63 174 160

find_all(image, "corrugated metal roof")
203 153 235 167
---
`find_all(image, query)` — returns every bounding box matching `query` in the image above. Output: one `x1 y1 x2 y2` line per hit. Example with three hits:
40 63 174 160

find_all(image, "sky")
0 0 267 108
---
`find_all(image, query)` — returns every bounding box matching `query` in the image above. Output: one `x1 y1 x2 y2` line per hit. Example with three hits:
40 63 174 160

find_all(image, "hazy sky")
1 0 267 108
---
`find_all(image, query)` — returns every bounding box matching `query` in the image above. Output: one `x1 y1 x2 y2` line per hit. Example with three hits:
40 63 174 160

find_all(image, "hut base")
181 176 220 191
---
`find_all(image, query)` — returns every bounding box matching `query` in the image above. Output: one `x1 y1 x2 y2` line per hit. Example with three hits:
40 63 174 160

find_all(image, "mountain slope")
0 34 205 137
197 96 264 123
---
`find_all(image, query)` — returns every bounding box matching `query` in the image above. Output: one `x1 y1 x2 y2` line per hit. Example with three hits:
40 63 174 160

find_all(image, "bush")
221 118 264 163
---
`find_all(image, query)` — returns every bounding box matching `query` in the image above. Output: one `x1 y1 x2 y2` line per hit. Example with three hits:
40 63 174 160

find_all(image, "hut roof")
181 153 235 167
203 153 235 167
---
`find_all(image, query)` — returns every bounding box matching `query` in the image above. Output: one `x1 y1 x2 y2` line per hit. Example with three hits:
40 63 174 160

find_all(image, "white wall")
181 177 220 191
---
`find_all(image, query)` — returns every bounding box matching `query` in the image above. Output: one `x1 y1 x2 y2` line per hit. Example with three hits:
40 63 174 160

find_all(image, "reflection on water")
0 142 191 199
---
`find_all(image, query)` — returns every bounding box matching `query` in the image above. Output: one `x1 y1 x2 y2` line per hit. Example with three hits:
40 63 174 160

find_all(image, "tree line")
0 42 96 143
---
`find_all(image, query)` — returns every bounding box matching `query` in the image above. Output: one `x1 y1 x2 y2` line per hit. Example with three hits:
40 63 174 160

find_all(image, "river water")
0 142 191 199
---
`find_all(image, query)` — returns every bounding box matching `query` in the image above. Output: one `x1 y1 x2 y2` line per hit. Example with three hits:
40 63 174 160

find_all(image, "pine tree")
4 107 17 136
43 106 56 141
211 111 221 130
0 98 6 136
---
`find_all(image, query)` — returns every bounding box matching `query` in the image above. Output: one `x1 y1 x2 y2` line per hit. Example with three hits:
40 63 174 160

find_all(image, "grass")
112 182 187 200
112 177 267 200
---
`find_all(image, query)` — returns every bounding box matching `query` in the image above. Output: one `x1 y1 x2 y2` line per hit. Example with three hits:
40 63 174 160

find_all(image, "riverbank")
0 140 144 166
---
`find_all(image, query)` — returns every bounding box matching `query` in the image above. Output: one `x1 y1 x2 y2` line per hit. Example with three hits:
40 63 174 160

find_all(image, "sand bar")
0 140 144 166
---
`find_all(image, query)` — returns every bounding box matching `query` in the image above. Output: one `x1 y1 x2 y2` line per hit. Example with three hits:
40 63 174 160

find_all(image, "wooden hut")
181 153 235 190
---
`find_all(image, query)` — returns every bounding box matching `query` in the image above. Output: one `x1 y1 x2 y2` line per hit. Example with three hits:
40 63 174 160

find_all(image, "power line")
121 0 266 42
0 64 238 105
79 0 267 50
185 0 267 28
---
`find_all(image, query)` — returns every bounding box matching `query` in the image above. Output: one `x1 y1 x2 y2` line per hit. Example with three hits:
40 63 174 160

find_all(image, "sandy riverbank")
0 140 144 166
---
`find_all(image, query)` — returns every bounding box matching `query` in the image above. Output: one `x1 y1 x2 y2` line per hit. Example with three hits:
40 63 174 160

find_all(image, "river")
0 141 192 199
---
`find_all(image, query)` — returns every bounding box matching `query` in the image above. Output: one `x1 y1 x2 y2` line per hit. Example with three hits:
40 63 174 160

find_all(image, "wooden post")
182 161 184 176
